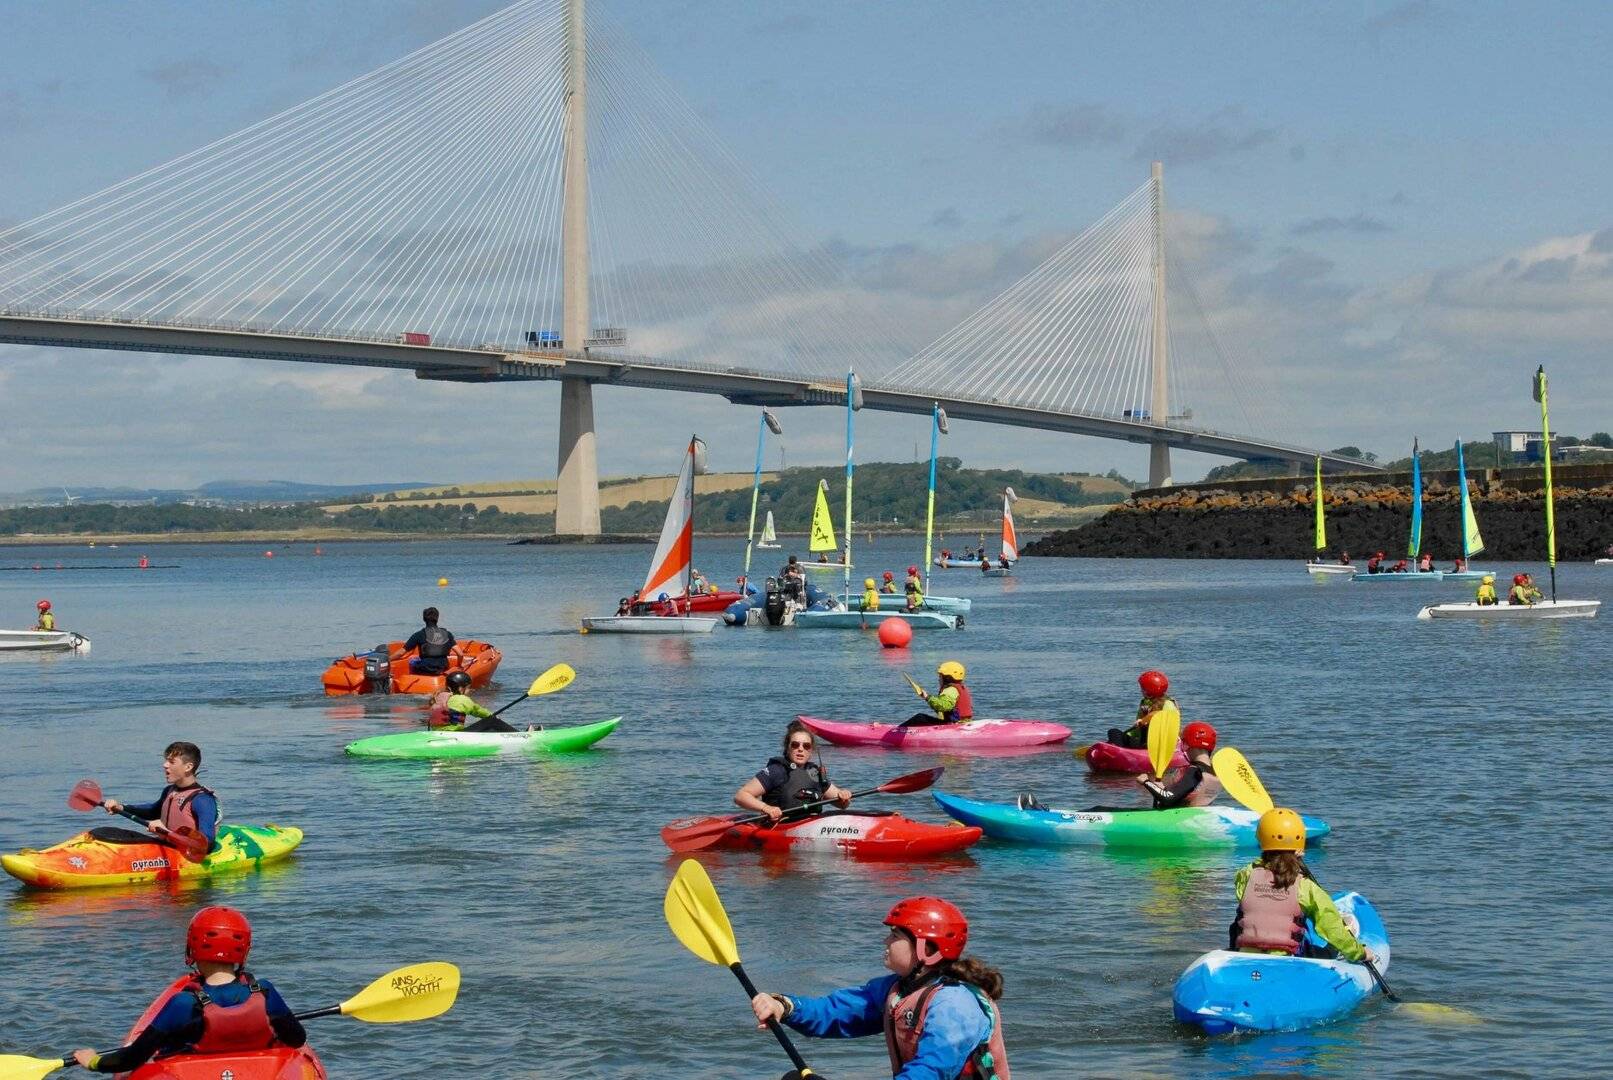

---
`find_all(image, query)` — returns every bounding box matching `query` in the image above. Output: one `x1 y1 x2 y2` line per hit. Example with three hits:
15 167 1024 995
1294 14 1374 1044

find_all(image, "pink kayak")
797 716 1071 750
1083 740 1188 774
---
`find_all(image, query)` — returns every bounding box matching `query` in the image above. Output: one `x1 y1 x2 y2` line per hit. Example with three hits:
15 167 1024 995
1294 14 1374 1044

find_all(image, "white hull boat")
581 615 719 634
1304 563 1355 576
0 629 90 653
1418 599 1600 621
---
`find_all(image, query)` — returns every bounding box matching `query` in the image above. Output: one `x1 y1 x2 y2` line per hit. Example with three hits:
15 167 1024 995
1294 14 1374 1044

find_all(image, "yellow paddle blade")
1146 702 1180 778
340 962 461 1023
0 1054 65 1080
903 673 925 699
664 859 740 967
529 663 576 697
1398 1001 1483 1023
1212 747 1275 814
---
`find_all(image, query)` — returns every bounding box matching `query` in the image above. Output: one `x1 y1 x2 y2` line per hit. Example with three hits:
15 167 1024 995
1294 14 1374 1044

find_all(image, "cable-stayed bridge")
0 0 1379 534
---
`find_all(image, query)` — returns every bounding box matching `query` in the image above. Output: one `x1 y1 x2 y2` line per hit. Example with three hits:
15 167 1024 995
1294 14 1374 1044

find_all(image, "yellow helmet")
864 578 877 589
1481 574 1495 584
1256 808 1306 853
937 661 966 682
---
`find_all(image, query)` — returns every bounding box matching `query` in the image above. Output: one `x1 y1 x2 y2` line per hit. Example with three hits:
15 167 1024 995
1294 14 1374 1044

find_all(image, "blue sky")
2 1 1610 488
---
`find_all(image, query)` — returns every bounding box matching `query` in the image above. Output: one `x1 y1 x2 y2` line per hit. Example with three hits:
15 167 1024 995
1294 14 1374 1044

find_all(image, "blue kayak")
1172 892 1389 1034
932 792 1330 850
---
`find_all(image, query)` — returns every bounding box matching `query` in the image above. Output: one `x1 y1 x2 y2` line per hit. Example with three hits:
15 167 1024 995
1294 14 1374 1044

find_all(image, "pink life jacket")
187 973 278 1054
159 785 217 838
1234 865 1306 955
428 691 452 728
884 979 1010 1079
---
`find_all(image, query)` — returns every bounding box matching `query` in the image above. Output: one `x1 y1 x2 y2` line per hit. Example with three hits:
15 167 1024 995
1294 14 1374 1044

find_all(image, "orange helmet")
186 906 252 966
885 896 968 961
1138 670 1169 698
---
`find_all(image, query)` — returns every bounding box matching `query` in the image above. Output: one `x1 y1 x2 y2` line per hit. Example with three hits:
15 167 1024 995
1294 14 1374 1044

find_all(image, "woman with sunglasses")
734 720 852 823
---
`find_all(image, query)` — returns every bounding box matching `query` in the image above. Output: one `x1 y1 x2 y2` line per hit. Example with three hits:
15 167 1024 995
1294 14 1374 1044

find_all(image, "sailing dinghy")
1441 441 1491 580
1419 367 1600 621
0 629 90 653
757 511 780 549
803 480 851 570
1354 439 1444 582
1304 457 1354 576
581 436 720 634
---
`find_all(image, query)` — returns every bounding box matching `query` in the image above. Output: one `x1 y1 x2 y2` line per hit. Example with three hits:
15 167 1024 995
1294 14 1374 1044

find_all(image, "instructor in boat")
400 607 455 674
734 721 852 822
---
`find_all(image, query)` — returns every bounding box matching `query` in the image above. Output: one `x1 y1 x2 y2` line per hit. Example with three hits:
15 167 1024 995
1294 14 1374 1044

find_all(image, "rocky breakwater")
1024 480 1613 560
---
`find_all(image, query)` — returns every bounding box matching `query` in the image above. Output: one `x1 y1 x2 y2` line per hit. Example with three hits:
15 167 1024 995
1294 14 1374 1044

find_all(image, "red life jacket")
160 785 218 839
884 979 1010 1079
1234 865 1306 955
950 684 974 722
187 973 279 1054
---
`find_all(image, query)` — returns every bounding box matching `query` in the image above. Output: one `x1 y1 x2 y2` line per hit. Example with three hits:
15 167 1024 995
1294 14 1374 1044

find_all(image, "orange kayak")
117 976 326 1079
320 639 501 696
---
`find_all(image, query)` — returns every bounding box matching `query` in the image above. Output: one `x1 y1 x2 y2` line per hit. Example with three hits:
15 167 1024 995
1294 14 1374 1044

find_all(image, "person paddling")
734 721 852 824
400 606 455 675
1107 670 1176 749
430 671 523 733
905 662 973 727
750 897 1010 1080
98 741 219 855
1474 574 1498 606
1230 809 1375 965
71 906 307 1073
35 598 55 631
1137 722 1221 809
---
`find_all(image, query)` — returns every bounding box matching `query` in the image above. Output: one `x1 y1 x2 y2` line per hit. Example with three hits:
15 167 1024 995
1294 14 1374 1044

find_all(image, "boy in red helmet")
751 896 1010 1079
1107 670 1176 749
71 906 306 1072
1137 721 1222 810
35 599 55 631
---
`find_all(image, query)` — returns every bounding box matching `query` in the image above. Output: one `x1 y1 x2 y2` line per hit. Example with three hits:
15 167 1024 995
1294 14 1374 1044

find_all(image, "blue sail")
1408 441 1423 558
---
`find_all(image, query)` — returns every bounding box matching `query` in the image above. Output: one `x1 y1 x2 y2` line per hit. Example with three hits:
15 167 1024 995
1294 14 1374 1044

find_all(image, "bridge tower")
1148 160 1172 489
555 0 602 535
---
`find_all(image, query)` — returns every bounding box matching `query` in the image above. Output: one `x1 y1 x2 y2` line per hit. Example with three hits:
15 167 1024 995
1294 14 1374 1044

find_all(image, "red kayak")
662 810 980 859
639 590 743 615
1084 741 1187 774
118 976 326 1079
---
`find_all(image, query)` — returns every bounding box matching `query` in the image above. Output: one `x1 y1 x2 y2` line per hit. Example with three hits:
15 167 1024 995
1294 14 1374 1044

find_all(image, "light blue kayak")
932 792 1330 849
1351 570 1444 583
875 594 971 615
796 609 957 630
1173 892 1389 1034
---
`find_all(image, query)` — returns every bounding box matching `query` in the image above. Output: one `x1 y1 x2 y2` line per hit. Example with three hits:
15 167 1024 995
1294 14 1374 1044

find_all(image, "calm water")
0 539 1608 1078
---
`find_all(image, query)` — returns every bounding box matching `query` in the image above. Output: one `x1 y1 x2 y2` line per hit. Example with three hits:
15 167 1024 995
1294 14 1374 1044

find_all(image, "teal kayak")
345 717 622 760
874 594 971 615
932 791 1330 849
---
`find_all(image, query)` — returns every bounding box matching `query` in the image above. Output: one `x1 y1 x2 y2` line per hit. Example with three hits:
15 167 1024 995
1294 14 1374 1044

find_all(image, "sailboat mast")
740 409 780 591
843 371 860 601
1457 441 1470 562
1535 366 1557 601
924 404 942 592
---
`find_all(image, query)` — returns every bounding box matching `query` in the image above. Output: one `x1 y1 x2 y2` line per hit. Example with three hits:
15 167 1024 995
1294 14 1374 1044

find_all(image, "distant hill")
4 479 436 507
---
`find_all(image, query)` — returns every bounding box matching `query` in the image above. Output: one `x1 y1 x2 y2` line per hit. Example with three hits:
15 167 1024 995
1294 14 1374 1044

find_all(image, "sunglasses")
788 740 814 750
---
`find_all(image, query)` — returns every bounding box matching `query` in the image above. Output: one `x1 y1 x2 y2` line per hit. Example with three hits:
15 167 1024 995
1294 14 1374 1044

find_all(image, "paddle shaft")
739 775 930 831
71 999 379 1068
489 693 529 719
668 770 941 852
104 807 209 858
728 962 814 1075
1300 859 1399 1002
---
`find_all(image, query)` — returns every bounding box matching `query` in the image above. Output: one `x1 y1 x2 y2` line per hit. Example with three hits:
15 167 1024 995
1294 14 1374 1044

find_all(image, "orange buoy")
877 618 913 649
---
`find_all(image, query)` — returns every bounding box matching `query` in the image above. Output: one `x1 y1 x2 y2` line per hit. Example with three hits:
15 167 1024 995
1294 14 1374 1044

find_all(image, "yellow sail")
1313 457 1326 551
809 480 838 552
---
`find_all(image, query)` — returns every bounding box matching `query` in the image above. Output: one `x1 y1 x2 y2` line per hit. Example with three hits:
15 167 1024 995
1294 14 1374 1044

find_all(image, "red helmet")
1138 670 1169 698
883 571 894 580
1376 551 1385 558
907 566 919 575
36 599 51 611
1182 721 1216 751
1513 573 1527 585
186 906 252 966
884 896 968 961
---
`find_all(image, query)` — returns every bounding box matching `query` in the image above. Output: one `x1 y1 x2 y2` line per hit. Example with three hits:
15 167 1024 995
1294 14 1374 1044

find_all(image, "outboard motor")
764 577 788 626
363 648 392 694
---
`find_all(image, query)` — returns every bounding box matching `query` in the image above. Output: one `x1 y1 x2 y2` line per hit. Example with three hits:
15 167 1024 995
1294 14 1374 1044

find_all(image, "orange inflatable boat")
320 640 502 696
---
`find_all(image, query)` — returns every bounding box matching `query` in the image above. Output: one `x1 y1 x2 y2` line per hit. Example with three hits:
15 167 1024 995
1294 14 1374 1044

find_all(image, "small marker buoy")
878 618 913 649
314 547 323 556
138 555 149 569
437 577 449 587
264 550 274 558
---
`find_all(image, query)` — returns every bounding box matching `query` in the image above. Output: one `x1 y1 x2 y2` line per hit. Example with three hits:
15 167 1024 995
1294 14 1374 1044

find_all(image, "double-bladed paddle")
488 662 575 719
664 860 823 1079
67 780 211 860
659 767 945 853
1211 749 1478 1023
903 673 926 699
0 962 461 1080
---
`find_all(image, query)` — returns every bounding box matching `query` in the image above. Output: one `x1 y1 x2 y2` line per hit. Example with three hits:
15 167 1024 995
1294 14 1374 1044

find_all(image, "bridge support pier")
555 377 601 535
1148 443 1172 488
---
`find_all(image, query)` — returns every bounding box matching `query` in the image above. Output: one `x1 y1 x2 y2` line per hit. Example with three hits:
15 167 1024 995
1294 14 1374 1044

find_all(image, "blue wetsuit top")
783 973 993 1080
86 977 304 1074
124 785 220 846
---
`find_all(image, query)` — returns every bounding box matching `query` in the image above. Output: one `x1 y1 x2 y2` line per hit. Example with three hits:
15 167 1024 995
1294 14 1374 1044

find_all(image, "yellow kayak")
1 824 303 890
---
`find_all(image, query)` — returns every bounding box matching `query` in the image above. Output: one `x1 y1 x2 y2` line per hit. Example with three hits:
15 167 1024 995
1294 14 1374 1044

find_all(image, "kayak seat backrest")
89 826 157 845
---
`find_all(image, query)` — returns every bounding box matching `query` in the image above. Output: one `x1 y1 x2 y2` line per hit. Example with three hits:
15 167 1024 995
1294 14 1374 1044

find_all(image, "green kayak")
345 717 622 760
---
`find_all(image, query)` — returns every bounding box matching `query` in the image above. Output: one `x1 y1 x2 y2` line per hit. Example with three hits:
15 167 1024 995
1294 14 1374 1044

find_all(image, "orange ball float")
877 617 913 649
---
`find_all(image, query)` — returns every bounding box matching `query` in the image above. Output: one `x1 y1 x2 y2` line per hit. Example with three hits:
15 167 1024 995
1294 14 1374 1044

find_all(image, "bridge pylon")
1147 161 1172 489
555 0 601 535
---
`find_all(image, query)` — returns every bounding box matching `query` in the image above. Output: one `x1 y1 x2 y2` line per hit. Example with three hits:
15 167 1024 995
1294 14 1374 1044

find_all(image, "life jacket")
37 612 55 630
884 977 1009 1080
862 589 881 612
185 973 278 1054
1475 584 1497 605
944 684 974 722
1233 865 1306 955
761 757 827 812
160 784 219 843
1509 585 1531 605
881 583 898 594
443 693 482 724
418 625 452 659
428 691 452 727
1366 556 1382 572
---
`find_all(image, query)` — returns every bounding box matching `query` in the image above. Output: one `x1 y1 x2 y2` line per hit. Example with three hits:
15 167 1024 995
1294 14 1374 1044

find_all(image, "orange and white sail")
641 437 703 600
1001 486 1019 562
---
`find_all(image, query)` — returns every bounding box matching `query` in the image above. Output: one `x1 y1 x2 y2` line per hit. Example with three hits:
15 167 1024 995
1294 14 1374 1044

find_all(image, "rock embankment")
1024 481 1613 560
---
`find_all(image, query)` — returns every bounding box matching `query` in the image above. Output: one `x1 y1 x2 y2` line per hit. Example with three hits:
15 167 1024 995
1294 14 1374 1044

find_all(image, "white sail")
640 438 699 600
760 511 777 543
1001 487 1019 562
